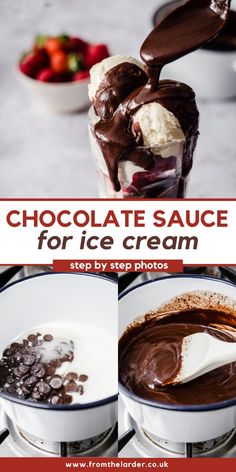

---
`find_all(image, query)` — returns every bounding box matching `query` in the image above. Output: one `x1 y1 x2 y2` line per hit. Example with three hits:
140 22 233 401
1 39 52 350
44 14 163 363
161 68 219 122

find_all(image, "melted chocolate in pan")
119 307 236 406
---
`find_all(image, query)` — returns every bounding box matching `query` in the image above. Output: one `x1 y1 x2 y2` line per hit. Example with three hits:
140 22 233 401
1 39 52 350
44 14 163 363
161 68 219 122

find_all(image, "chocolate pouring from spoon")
141 0 231 70
165 332 236 385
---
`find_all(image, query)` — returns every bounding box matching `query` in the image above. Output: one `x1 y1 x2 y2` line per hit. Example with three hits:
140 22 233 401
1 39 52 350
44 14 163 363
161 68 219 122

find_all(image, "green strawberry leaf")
68 53 85 72
35 34 49 48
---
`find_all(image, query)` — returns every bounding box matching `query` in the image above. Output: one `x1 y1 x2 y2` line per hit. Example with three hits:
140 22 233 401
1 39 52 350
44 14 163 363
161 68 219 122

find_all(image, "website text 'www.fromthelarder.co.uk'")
65 460 169 469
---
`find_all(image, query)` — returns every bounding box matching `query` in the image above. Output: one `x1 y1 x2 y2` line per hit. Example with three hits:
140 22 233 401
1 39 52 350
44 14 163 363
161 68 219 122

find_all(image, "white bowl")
164 49 236 100
16 66 90 113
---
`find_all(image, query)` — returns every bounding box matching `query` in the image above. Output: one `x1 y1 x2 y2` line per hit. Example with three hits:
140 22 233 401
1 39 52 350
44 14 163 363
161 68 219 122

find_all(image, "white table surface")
0 0 235 198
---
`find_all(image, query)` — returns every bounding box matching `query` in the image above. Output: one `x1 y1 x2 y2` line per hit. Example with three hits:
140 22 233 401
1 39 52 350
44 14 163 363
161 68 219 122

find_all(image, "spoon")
173 332 236 385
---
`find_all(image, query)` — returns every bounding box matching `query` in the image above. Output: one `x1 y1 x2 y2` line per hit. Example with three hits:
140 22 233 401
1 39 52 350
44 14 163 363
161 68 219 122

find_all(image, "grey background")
0 0 235 198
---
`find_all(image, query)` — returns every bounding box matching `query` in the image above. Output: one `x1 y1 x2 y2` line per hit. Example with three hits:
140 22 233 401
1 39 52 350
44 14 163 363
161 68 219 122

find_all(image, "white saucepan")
0 272 117 442
119 275 236 443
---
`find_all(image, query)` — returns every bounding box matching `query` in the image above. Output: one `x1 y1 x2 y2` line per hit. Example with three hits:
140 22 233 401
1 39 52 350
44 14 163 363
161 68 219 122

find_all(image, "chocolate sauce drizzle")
93 0 230 195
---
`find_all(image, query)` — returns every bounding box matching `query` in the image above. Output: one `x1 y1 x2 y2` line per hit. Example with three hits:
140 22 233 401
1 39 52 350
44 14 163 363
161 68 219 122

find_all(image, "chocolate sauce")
154 3 236 52
93 1 230 194
119 308 236 405
95 80 199 194
94 62 148 120
141 0 229 66
205 10 236 50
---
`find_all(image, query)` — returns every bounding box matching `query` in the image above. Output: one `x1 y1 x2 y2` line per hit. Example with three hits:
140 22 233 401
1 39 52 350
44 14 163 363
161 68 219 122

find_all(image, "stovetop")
0 409 117 457
118 398 236 458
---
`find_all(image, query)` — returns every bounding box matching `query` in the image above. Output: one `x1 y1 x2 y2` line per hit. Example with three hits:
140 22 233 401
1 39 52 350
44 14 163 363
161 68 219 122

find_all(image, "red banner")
53 259 183 273
0 457 235 471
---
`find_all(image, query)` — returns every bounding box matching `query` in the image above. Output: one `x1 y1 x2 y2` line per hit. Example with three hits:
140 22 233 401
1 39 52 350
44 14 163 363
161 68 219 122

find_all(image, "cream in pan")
0 322 117 405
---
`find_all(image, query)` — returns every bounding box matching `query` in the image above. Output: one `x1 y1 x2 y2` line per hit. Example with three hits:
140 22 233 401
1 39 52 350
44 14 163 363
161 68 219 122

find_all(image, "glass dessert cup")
89 107 187 199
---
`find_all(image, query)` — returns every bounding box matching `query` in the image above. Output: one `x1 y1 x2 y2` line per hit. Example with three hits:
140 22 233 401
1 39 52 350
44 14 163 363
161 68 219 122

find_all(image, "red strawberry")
73 70 90 81
19 51 48 78
85 44 110 69
65 37 88 53
36 68 56 82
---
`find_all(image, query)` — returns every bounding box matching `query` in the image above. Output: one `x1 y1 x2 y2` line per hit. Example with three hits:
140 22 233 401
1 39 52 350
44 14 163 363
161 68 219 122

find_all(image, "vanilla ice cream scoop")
133 102 185 147
89 55 147 119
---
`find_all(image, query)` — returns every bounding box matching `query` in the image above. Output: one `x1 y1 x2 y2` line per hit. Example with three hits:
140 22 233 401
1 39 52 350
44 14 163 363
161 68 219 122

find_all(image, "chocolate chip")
23 354 36 366
66 381 80 393
12 352 23 364
46 366 56 376
27 334 38 346
61 394 72 404
31 391 41 400
27 334 37 342
3 349 13 358
7 385 16 394
0 378 5 387
49 394 63 405
10 343 21 351
21 385 31 395
49 375 63 390
13 367 21 378
0 366 9 378
24 376 38 388
37 381 51 395
6 376 14 384
20 365 30 374
31 364 45 378
78 375 88 382
13 365 30 377
65 372 78 382
43 334 53 342
78 385 84 395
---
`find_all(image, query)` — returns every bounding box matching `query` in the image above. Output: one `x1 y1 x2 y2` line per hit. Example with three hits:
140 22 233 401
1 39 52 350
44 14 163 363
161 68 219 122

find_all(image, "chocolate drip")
93 62 148 119
95 80 199 193
119 308 236 406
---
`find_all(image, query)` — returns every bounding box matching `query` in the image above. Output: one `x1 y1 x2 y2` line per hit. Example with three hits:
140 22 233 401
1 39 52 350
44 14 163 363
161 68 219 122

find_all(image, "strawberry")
53 72 72 82
19 51 48 78
36 68 56 82
65 37 88 54
85 44 110 69
73 70 90 81
45 37 62 56
50 50 68 73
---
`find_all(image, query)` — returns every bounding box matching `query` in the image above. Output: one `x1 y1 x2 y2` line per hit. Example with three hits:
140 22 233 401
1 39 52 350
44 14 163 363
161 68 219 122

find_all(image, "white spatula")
173 332 236 385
